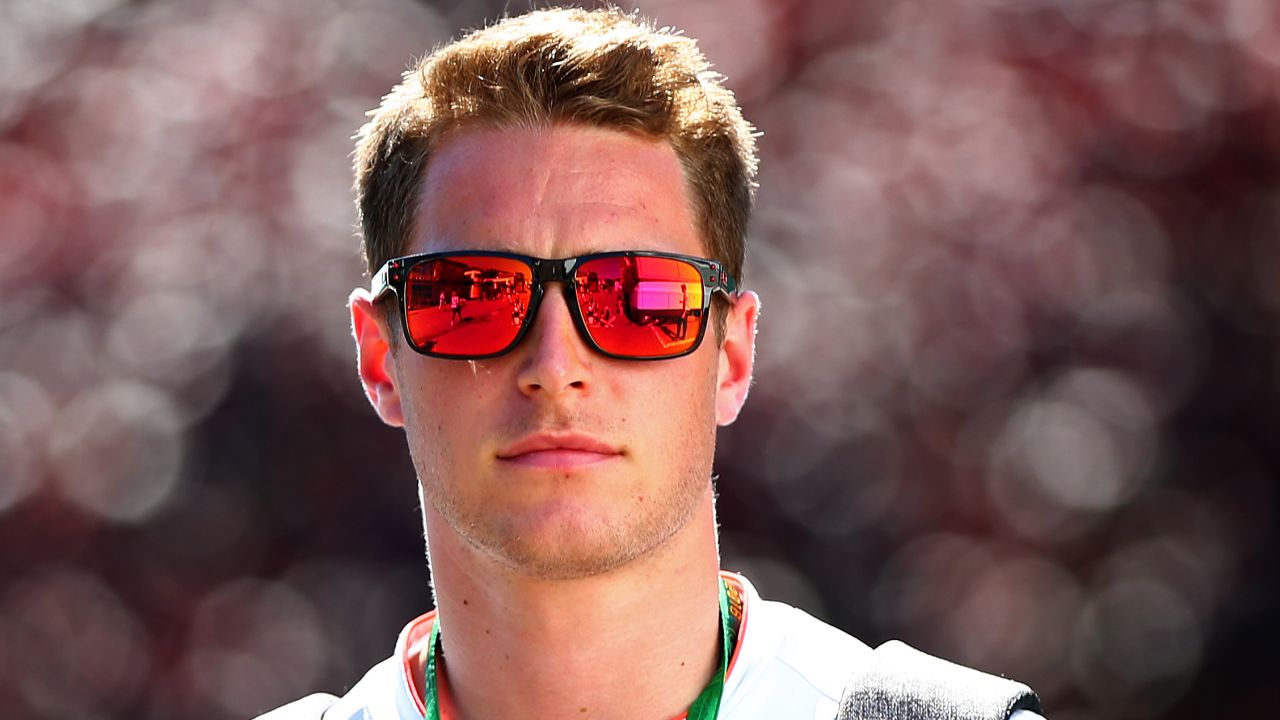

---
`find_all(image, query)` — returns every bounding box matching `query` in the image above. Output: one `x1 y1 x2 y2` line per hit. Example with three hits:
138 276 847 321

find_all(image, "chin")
477 499 690 580
425 457 712 580
498 543 641 581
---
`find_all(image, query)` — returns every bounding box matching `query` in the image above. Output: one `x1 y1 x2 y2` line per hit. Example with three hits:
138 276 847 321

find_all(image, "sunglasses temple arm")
714 266 738 296
370 263 394 300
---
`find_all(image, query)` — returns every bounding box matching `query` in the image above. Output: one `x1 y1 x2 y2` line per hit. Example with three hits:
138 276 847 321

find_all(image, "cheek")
397 364 496 474
628 358 720 453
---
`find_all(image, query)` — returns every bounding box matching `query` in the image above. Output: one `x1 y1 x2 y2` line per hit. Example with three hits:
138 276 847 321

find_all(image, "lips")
496 432 622 469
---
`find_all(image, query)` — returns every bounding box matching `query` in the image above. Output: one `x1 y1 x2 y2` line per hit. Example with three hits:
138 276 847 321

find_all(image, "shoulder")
253 657 410 720
319 656 421 720
840 640 1045 720
719 572 874 719
717 574 1046 720
253 694 338 720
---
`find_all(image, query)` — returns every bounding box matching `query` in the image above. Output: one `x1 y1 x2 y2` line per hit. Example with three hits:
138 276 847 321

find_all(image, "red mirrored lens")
403 256 533 356
575 255 705 358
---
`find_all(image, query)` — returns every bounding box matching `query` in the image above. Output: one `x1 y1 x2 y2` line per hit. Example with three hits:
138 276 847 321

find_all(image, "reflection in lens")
577 255 704 358
404 256 532 357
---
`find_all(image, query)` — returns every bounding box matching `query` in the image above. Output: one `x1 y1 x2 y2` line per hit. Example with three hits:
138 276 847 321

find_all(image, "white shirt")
260 572 1045 720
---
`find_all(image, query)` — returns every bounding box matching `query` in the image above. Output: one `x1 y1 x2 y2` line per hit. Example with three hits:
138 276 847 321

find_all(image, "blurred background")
1 0 1277 717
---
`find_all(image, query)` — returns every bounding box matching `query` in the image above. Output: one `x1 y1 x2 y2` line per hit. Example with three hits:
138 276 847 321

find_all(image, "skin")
349 124 759 719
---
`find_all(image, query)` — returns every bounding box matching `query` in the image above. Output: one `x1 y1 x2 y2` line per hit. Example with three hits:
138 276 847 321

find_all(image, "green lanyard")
424 579 740 720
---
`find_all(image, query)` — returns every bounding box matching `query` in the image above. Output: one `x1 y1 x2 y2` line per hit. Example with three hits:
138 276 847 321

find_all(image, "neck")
422 489 723 720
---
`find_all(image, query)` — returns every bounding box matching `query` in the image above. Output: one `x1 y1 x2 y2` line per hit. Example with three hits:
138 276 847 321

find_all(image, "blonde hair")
353 7 758 286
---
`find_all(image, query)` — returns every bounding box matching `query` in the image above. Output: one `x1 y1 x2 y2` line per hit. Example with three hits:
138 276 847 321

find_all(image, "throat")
421 577 742 720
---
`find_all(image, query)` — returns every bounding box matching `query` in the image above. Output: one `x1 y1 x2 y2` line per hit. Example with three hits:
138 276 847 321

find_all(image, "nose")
515 283 593 397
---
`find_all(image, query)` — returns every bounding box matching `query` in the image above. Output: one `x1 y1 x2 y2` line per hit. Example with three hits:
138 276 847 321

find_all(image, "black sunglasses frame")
370 249 738 361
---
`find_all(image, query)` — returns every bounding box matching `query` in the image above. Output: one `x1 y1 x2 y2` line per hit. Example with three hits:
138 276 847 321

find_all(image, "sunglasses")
370 250 738 360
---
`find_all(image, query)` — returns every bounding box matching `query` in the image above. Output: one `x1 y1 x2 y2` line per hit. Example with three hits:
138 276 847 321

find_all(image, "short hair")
353 6 758 289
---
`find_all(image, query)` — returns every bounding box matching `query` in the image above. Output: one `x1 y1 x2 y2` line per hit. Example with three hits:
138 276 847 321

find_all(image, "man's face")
351 124 757 580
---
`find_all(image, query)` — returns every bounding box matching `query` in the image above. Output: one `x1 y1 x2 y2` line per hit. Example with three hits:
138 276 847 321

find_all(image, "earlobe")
350 288 405 427
715 291 760 426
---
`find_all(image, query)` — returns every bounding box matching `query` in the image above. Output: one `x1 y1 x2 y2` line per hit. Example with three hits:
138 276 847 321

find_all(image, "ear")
350 288 405 427
715 290 760 426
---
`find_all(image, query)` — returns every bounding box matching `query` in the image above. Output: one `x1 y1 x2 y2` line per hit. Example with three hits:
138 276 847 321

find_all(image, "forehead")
411 124 704 259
